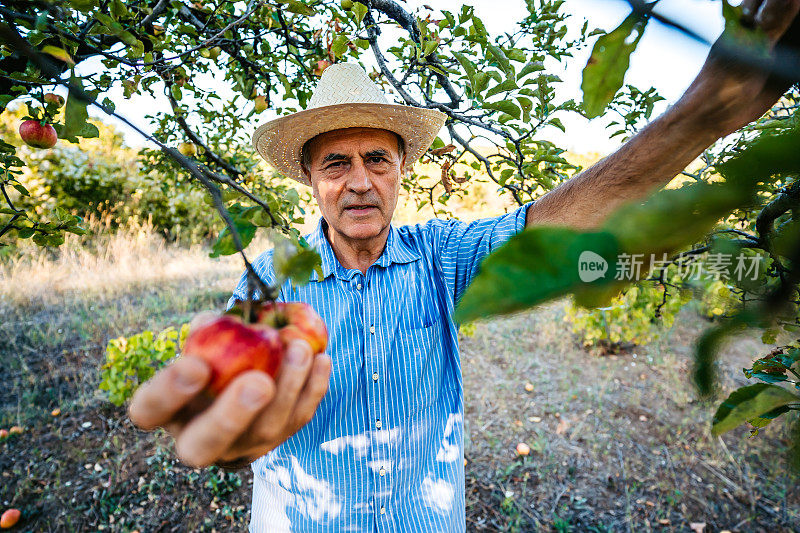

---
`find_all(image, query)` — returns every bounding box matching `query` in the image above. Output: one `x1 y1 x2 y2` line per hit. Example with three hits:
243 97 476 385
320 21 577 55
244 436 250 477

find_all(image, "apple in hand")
19 120 57 149
182 300 328 396
256 301 328 355
182 313 283 396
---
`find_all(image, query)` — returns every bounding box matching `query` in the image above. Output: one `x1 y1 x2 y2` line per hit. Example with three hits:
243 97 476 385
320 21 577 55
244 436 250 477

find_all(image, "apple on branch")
43 92 65 107
19 119 57 149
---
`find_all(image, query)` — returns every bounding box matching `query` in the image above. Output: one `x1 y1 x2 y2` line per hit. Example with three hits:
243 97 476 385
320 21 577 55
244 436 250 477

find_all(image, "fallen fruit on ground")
516 442 530 456
0 508 20 529
0 429 7 439
8 426 22 435
19 120 57 149
51 408 61 416
524 382 534 392
182 300 328 396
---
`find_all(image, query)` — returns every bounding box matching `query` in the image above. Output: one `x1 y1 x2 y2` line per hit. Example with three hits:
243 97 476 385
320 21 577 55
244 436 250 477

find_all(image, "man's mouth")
343 205 378 215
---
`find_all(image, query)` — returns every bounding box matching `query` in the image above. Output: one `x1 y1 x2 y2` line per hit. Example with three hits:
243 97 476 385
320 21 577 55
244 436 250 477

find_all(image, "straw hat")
252 63 447 185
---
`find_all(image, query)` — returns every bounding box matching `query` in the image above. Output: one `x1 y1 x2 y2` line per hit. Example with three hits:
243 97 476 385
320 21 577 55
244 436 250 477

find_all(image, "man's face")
304 127 404 244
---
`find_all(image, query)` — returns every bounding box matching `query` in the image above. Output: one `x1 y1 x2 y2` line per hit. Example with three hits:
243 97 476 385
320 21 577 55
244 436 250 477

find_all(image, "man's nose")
346 159 372 193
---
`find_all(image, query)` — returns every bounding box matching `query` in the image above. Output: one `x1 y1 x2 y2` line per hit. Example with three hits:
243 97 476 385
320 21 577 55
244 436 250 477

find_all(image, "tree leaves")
711 383 800 436
60 75 100 142
454 228 621 322
272 235 323 287
457 119 800 327
581 13 647 118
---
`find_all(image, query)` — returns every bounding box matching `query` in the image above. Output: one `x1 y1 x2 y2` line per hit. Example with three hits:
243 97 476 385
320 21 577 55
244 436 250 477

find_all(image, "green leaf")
485 77 518 98
486 43 511 76
209 220 257 258
352 1 368 25
41 45 75 65
285 0 314 16
712 383 800 436
519 60 545 78
483 100 521 120
331 34 349 59
581 13 647 118
272 236 323 287
454 228 621 323
452 51 476 84
60 76 100 143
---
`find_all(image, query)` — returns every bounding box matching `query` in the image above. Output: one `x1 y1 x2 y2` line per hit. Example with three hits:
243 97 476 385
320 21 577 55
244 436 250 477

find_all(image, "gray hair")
300 130 406 171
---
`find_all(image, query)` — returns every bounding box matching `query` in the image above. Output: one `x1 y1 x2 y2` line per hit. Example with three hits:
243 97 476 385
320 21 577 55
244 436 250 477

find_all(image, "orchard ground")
1 215 799 532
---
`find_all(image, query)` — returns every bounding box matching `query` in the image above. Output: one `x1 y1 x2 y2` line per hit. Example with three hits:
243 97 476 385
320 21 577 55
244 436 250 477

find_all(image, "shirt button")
357 283 362 290
369 325 375 334
379 467 386 477
372 372 379 382
380 506 386 515
375 419 382 429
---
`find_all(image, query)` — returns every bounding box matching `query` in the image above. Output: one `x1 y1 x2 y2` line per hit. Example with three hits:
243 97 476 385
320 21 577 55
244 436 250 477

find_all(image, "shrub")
99 324 189 406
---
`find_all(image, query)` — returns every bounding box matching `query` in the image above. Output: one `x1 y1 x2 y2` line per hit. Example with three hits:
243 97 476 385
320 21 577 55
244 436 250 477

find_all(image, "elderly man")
130 2 798 531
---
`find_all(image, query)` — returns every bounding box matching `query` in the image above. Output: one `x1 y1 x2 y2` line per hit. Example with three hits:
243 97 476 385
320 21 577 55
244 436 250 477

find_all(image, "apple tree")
454 3 800 466
2 0 798 461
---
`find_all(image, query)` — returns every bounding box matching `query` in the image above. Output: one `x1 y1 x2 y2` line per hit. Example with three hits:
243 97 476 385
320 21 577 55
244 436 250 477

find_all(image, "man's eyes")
324 157 387 169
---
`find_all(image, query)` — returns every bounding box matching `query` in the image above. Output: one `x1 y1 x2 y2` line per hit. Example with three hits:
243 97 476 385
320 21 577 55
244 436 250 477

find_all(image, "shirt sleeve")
429 201 533 305
226 249 279 310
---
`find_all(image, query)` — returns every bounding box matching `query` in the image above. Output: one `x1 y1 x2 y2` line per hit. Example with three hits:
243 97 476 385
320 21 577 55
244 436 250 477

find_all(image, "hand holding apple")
128 301 332 468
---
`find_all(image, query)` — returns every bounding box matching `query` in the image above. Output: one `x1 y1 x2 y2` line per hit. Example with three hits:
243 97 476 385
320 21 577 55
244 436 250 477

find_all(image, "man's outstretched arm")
526 0 799 231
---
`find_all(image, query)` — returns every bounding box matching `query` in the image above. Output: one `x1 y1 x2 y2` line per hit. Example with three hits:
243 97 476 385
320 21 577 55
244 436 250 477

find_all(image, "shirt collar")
306 217 420 281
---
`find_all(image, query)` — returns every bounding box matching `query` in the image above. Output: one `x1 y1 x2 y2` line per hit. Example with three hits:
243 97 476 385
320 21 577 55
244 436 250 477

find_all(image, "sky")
81 0 727 155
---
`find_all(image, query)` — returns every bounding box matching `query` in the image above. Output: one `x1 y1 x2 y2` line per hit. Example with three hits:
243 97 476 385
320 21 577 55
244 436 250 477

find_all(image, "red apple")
0 429 7 440
19 120 57 149
0 508 20 529
43 93 64 107
313 60 332 76
182 314 283 396
256 302 328 354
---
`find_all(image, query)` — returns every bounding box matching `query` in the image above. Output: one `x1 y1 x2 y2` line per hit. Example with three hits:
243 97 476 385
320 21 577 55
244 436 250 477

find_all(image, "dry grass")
0 215 254 306
0 213 256 304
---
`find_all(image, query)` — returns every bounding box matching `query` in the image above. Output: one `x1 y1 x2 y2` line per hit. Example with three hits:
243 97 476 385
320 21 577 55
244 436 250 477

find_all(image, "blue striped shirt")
229 203 531 532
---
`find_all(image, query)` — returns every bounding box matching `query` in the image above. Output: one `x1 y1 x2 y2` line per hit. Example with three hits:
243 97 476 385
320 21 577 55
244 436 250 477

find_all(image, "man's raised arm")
526 0 799 231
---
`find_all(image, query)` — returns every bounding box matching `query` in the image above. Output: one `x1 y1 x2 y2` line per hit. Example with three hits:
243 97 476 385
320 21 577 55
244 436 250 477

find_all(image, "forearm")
525 98 724 230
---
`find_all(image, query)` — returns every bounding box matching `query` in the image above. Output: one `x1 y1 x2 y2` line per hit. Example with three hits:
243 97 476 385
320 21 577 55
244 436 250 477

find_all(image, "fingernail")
239 384 268 409
285 342 308 367
176 358 206 391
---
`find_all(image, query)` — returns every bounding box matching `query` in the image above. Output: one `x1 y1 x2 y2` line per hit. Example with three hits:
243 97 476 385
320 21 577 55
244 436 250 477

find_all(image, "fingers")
189 310 219 331
740 0 765 27
289 353 332 428
247 340 313 444
756 0 800 42
175 370 275 467
129 356 211 430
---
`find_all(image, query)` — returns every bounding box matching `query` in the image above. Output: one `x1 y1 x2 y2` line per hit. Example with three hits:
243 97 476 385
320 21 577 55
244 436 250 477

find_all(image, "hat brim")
252 102 447 186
